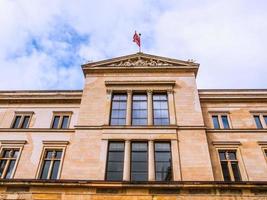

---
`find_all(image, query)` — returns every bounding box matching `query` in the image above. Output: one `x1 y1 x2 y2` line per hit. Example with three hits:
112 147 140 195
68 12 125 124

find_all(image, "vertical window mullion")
47 159 54 179
2 159 10 178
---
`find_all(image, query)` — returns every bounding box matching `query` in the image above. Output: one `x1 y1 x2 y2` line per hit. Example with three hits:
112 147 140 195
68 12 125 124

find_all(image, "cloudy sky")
0 0 267 90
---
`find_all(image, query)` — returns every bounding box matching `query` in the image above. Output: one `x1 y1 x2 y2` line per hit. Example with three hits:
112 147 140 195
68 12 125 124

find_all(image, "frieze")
108 57 173 67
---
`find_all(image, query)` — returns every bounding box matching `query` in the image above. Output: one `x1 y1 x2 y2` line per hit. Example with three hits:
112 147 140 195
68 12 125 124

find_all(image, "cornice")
0 128 75 133
206 129 267 133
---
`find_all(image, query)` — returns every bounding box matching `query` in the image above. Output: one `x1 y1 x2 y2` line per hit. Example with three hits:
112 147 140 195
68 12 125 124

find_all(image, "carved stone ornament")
108 57 173 67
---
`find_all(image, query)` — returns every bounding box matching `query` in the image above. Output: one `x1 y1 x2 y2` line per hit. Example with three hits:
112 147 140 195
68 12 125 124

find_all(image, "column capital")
147 90 153 95
167 89 174 94
106 89 112 95
127 90 132 95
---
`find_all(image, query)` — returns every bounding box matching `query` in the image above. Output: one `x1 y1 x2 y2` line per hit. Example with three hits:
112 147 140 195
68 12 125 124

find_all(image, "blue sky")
0 0 267 90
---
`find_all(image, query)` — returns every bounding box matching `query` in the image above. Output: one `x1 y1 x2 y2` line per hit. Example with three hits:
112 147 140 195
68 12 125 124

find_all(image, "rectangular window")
219 150 241 181
106 142 125 181
0 148 20 179
39 149 63 179
254 115 263 129
110 94 127 125
131 142 148 181
212 115 220 129
154 142 172 181
264 116 267 126
221 115 230 129
51 114 71 129
153 94 169 125
132 94 147 125
12 114 31 129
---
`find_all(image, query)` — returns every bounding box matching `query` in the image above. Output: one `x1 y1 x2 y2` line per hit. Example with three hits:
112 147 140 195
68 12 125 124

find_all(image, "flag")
133 31 141 47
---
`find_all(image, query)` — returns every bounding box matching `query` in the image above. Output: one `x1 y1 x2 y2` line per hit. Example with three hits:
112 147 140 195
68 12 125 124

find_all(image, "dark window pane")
0 160 7 177
156 171 172 181
52 116 60 128
109 142 124 151
132 94 147 126
155 162 171 172
55 151 62 159
264 116 267 126
132 152 148 161
219 152 226 160
40 161 51 179
107 162 124 172
228 152 236 160
153 94 169 126
5 160 16 179
212 116 220 129
132 119 147 125
133 95 147 100
3 150 10 158
61 116 69 129
51 160 60 179
131 162 148 172
110 94 127 126
132 143 147 151
221 161 231 181
12 116 21 128
231 162 241 181
254 115 263 129
106 172 123 181
155 152 171 162
108 152 124 162
155 143 171 151
46 151 53 159
131 172 148 181
21 116 30 128
221 115 230 129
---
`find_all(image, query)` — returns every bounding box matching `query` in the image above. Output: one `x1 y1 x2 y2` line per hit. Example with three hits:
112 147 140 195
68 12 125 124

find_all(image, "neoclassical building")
0 53 267 199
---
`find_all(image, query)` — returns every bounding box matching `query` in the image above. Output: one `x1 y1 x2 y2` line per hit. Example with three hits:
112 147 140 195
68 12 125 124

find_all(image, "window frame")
109 93 127 126
209 112 232 129
50 112 72 129
131 93 148 126
152 93 170 126
251 112 267 129
0 141 25 179
154 141 173 181
105 141 125 181
215 146 247 182
10 112 34 129
36 142 68 180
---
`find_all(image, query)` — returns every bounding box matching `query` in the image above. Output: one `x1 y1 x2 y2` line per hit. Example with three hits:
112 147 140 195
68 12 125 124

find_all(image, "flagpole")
139 33 141 53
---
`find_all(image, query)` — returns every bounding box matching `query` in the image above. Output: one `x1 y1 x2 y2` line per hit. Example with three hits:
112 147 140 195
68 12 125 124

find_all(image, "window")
132 94 147 125
211 114 230 129
131 142 148 181
254 115 263 129
153 94 169 125
264 115 267 126
154 142 172 181
0 148 20 179
110 94 127 125
106 142 125 181
218 150 241 181
51 114 71 129
39 149 63 179
11 114 31 128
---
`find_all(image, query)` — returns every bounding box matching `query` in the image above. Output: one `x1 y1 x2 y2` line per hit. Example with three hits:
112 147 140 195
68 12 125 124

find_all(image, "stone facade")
0 53 267 199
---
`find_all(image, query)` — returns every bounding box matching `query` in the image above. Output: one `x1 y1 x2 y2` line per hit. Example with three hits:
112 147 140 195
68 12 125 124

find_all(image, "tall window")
264 115 267 126
110 94 127 125
131 142 148 181
0 148 20 179
212 116 220 129
51 114 71 129
219 150 241 181
154 142 172 181
39 149 63 179
12 114 31 128
212 115 230 129
254 115 263 129
153 94 169 125
132 94 147 125
106 142 125 181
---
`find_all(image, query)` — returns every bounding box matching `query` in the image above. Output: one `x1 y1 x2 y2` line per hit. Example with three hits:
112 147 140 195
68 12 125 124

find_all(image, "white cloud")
0 0 267 89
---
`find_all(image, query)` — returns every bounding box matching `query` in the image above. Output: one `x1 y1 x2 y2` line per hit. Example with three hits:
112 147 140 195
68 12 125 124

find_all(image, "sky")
0 0 267 90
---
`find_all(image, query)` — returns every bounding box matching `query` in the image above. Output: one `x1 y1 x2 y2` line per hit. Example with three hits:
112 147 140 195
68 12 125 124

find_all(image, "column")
147 90 153 125
148 140 155 181
126 90 132 126
104 89 112 125
171 139 181 181
167 90 176 125
123 140 131 181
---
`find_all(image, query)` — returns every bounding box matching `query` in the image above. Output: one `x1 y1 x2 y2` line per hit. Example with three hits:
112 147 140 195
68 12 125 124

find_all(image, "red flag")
133 31 141 47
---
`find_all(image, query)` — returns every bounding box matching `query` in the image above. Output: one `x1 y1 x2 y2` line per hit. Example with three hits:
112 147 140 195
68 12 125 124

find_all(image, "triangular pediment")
82 52 199 68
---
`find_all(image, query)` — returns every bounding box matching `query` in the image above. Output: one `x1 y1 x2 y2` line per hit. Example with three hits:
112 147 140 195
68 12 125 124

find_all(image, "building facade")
0 53 267 199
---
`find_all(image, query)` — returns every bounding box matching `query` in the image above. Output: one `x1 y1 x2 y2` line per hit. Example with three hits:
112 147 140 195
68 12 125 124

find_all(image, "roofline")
0 90 83 93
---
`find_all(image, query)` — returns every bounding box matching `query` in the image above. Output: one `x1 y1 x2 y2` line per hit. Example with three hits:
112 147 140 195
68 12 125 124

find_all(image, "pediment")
83 52 198 68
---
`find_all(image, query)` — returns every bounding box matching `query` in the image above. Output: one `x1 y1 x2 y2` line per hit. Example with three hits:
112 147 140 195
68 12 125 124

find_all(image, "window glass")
264 116 267 126
132 94 147 125
21 116 30 128
61 116 69 129
52 116 60 128
12 116 21 128
106 142 124 181
154 142 172 181
221 115 230 129
131 142 148 181
0 149 20 179
110 94 127 125
153 94 169 125
254 115 263 129
212 116 220 129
